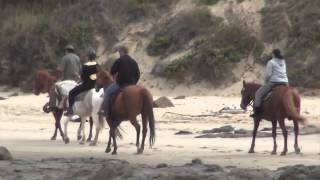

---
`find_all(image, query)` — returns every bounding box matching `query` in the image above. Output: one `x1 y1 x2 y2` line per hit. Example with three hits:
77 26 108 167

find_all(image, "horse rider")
48 45 81 111
65 48 98 116
251 49 289 117
99 46 140 117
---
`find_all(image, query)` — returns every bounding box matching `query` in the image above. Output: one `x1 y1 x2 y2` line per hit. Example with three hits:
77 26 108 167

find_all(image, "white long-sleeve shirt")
264 58 289 83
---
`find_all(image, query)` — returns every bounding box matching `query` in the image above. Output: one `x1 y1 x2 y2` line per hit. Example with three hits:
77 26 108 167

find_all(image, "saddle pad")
56 80 77 97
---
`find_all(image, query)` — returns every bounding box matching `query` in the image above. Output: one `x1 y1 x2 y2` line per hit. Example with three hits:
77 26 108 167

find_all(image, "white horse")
63 88 104 146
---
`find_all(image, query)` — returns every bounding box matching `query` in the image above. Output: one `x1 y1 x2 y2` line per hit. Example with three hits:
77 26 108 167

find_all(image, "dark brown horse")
33 70 94 141
240 80 306 155
96 70 156 154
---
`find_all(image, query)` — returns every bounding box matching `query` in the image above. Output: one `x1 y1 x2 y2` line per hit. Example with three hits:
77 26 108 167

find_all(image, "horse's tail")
115 126 124 140
140 88 156 147
283 88 307 125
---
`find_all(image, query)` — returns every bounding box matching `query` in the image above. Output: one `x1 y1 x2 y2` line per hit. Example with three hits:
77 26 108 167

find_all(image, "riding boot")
64 107 74 116
250 107 262 118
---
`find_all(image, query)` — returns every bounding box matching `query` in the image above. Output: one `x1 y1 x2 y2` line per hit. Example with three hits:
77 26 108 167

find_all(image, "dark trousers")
68 81 95 107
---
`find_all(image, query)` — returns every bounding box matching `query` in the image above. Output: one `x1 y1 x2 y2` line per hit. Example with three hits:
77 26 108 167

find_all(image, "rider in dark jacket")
65 49 98 116
99 46 140 117
48 45 81 112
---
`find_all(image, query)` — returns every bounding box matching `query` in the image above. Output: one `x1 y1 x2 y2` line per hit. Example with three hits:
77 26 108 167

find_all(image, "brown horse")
96 70 156 154
33 70 94 141
240 80 306 155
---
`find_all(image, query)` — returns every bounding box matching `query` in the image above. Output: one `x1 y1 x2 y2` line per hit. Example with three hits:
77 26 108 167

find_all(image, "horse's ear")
243 80 246 87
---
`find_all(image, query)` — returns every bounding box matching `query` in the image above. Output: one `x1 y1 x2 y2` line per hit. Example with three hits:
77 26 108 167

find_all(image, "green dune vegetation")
0 0 320 90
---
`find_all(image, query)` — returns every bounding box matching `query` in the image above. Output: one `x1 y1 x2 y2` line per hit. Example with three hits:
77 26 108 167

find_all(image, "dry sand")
0 93 319 171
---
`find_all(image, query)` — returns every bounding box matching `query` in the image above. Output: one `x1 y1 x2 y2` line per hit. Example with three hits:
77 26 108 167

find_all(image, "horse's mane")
97 69 114 87
244 82 261 91
35 70 56 80
245 82 261 87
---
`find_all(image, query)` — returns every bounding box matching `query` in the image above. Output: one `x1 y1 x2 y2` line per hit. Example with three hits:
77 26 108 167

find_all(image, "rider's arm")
110 60 119 76
134 61 140 84
264 60 273 84
74 57 82 81
57 57 66 76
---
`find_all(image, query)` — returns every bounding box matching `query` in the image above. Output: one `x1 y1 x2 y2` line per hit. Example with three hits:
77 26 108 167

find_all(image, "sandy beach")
0 93 319 171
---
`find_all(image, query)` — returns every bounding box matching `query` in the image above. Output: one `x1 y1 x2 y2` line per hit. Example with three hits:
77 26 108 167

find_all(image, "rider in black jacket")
65 49 98 116
99 46 140 117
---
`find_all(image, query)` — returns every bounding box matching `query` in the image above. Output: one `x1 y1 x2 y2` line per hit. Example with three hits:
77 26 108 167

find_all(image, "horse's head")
96 69 114 89
34 70 56 95
240 80 260 110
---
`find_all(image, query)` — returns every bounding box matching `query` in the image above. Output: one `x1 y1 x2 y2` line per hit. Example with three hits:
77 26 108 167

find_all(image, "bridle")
241 87 254 111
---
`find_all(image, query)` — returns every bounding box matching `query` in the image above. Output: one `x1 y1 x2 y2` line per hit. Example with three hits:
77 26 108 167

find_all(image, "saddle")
263 83 288 102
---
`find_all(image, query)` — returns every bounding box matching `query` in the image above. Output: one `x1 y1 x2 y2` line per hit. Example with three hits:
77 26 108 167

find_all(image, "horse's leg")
249 118 261 153
64 117 70 144
293 120 301 154
105 118 112 154
138 113 148 154
90 115 99 146
87 117 93 142
105 128 113 154
79 117 86 144
56 110 64 139
130 118 141 153
112 121 121 155
112 125 118 155
51 111 58 140
279 119 288 156
77 122 82 141
271 120 277 155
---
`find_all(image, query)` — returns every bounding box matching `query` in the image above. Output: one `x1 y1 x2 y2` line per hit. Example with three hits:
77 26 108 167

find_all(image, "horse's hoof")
112 151 117 155
248 149 255 154
137 148 143 154
64 138 70 144
79 141 85 145
271 151 277 155
89 142 97 146
295 148 301 154
77 136 82 141
86 138 92 142
280 151 287 156
50 136 57 140
105 148 111 153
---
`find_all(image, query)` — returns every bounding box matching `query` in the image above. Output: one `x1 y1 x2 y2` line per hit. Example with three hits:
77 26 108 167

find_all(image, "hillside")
1 0 319 95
